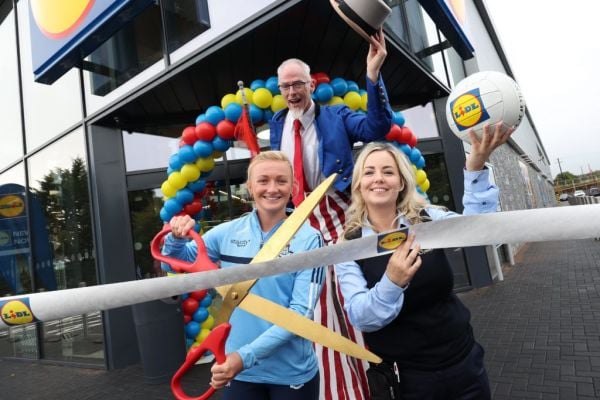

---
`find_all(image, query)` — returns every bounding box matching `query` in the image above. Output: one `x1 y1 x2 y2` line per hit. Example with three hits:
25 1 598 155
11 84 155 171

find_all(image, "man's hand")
366 28 387 83
466 122 515 171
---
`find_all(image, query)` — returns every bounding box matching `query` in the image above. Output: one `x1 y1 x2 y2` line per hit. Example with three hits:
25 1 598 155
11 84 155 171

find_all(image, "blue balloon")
399 144 412 157
194 222 201 232
346 80 359 93
250 79 265 91
187 179 206 192
224 103 243 122
195 113 207 125
393 111 406 127
212 136 231 152
315 83 334 102
205 106 225 125
175 188 194 205
167 166 174 175
178 145 196 163
249 104 264 124
415 155 426 169
193 140 213 158
159 207 174 222
410 147 422 164
359 89 368 96
161 262 174 273
185 338 194 349
169 154 184 171
193 307 209 323
181 293 189 300
185 321 201 339
330 78 348 96
164 198 183 215
265 76 280 95
200 294 213 307
263 109 274 122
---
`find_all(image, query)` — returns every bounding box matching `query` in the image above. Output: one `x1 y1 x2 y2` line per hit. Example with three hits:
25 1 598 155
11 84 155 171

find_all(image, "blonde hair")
344 142 430 237
246 151 294 183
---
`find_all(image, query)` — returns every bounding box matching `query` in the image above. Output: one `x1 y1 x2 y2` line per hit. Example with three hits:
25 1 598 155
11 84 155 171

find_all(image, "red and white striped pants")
308 190 370 400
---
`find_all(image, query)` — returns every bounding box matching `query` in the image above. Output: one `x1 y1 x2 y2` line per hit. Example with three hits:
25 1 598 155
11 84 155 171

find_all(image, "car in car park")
589 187 600 197
559 193 570 201
574 190 586 197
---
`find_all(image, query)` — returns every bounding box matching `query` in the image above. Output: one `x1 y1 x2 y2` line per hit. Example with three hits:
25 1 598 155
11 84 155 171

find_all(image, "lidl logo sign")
450 89 490 131
377 230 407 252
29 0 154 84
0 299 37 326
0 195 25 218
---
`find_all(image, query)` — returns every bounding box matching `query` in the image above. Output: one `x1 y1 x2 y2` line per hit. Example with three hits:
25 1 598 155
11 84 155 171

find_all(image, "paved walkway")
1 238 600 399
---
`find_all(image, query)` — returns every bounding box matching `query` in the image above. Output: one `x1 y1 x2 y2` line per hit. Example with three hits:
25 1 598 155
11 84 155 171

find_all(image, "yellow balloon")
161 181 177 198
236 88 254 105
201 314 215 330
415 169 427 185
328 96 344 106
195 157 215 172
167 172 187 190
360 93 368 111
271 95 287 112
343 92 361 110
419 179 430 192
221 93 239 108
253 88 274 109
181 163 201 182
196 328 211 343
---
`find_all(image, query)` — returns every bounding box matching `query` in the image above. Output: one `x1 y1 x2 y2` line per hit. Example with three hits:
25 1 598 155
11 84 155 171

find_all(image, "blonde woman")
336 124 513 399
163 151 324 400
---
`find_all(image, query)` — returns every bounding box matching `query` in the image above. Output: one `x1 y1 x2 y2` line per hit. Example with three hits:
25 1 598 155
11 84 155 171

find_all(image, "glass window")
27 129 103 365
86 4 163 96
423 153 455 211
163 0 210 53
0 9 23 169
17 0 83 153
384 1 410 46
399 102 440 139
123 131 179 172
0 163 38 359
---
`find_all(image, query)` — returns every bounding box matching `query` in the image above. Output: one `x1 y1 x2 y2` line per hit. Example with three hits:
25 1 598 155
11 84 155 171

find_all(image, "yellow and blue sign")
29 0 153 84
0 298 37 326
449 88 490 131
376 230 408 253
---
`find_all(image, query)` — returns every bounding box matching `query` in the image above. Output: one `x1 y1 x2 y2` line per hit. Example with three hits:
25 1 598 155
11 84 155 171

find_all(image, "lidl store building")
0 0 554 370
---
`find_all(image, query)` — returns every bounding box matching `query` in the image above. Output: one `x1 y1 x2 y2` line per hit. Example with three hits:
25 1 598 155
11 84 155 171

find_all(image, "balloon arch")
158 73 431 352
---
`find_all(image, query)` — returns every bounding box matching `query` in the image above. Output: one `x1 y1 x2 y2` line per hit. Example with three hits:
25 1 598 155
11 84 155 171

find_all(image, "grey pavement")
1 238 600 399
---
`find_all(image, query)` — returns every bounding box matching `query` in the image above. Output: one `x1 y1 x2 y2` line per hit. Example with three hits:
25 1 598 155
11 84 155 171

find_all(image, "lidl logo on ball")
450 89 490 131
0 299 37 326
0 195 25 218
377 231 408 252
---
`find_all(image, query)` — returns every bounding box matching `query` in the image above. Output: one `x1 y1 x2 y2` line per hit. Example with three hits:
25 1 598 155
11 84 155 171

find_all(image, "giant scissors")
151 173 381 400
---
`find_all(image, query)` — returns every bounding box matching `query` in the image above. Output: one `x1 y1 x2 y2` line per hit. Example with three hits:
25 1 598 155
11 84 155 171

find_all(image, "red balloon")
183 201 202 216
189 290 208 301
216 120 235 140
408 131 418 148
182 298 199 315
399 126 412 144
311 72 330 85
182 126 197 145
385 124 402 142
183 314 192 324
195 122 217 141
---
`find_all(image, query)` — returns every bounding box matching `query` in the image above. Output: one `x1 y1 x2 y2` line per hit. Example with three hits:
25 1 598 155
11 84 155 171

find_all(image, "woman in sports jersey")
163 151 324 400
335 124 513 400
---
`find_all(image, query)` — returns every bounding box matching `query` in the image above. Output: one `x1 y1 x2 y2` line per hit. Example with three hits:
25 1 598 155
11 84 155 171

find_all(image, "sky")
483 0 600 178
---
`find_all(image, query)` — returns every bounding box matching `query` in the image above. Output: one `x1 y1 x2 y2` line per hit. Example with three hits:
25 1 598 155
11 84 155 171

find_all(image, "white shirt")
280 102 323 191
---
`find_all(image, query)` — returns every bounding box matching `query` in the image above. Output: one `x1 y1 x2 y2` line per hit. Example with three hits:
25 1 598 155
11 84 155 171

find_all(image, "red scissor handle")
150 224 218 273
171 323 231 400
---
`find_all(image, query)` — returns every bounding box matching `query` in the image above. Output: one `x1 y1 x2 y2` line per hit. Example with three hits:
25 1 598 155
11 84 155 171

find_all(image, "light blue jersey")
163 209 324 385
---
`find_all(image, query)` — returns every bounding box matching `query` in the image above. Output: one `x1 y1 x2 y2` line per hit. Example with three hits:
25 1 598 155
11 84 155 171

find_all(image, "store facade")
0 0 553 369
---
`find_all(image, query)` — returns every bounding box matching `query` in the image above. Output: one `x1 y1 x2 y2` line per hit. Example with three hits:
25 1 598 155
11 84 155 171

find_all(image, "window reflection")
163 0 210 53
26 129 103 365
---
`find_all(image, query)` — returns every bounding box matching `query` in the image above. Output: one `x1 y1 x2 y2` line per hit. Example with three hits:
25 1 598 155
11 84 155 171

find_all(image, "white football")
445 71 526 143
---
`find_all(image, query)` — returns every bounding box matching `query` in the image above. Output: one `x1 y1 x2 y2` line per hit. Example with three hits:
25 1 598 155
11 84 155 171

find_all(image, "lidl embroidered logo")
0 299 36 326
450 89 490 131
0 195 25 218
377 231 407 252
30 0 95 39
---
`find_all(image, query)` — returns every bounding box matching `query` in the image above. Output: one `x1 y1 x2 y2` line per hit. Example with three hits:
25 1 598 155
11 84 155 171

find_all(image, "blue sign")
29 0 154 84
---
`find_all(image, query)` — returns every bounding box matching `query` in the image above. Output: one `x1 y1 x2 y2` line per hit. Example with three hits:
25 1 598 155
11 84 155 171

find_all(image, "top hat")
330 0 392 44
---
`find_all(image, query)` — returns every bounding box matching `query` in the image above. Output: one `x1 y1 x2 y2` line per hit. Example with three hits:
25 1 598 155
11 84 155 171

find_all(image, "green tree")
554 171 577 186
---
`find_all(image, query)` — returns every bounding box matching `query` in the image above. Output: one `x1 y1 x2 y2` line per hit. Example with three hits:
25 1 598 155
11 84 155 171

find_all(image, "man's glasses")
278 81 309 92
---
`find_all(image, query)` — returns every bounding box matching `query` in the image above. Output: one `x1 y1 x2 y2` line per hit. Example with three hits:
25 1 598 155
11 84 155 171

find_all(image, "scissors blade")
238 291 382 363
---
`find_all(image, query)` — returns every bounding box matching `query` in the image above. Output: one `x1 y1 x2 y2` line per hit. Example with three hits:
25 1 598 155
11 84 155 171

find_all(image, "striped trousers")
307 189 370 400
